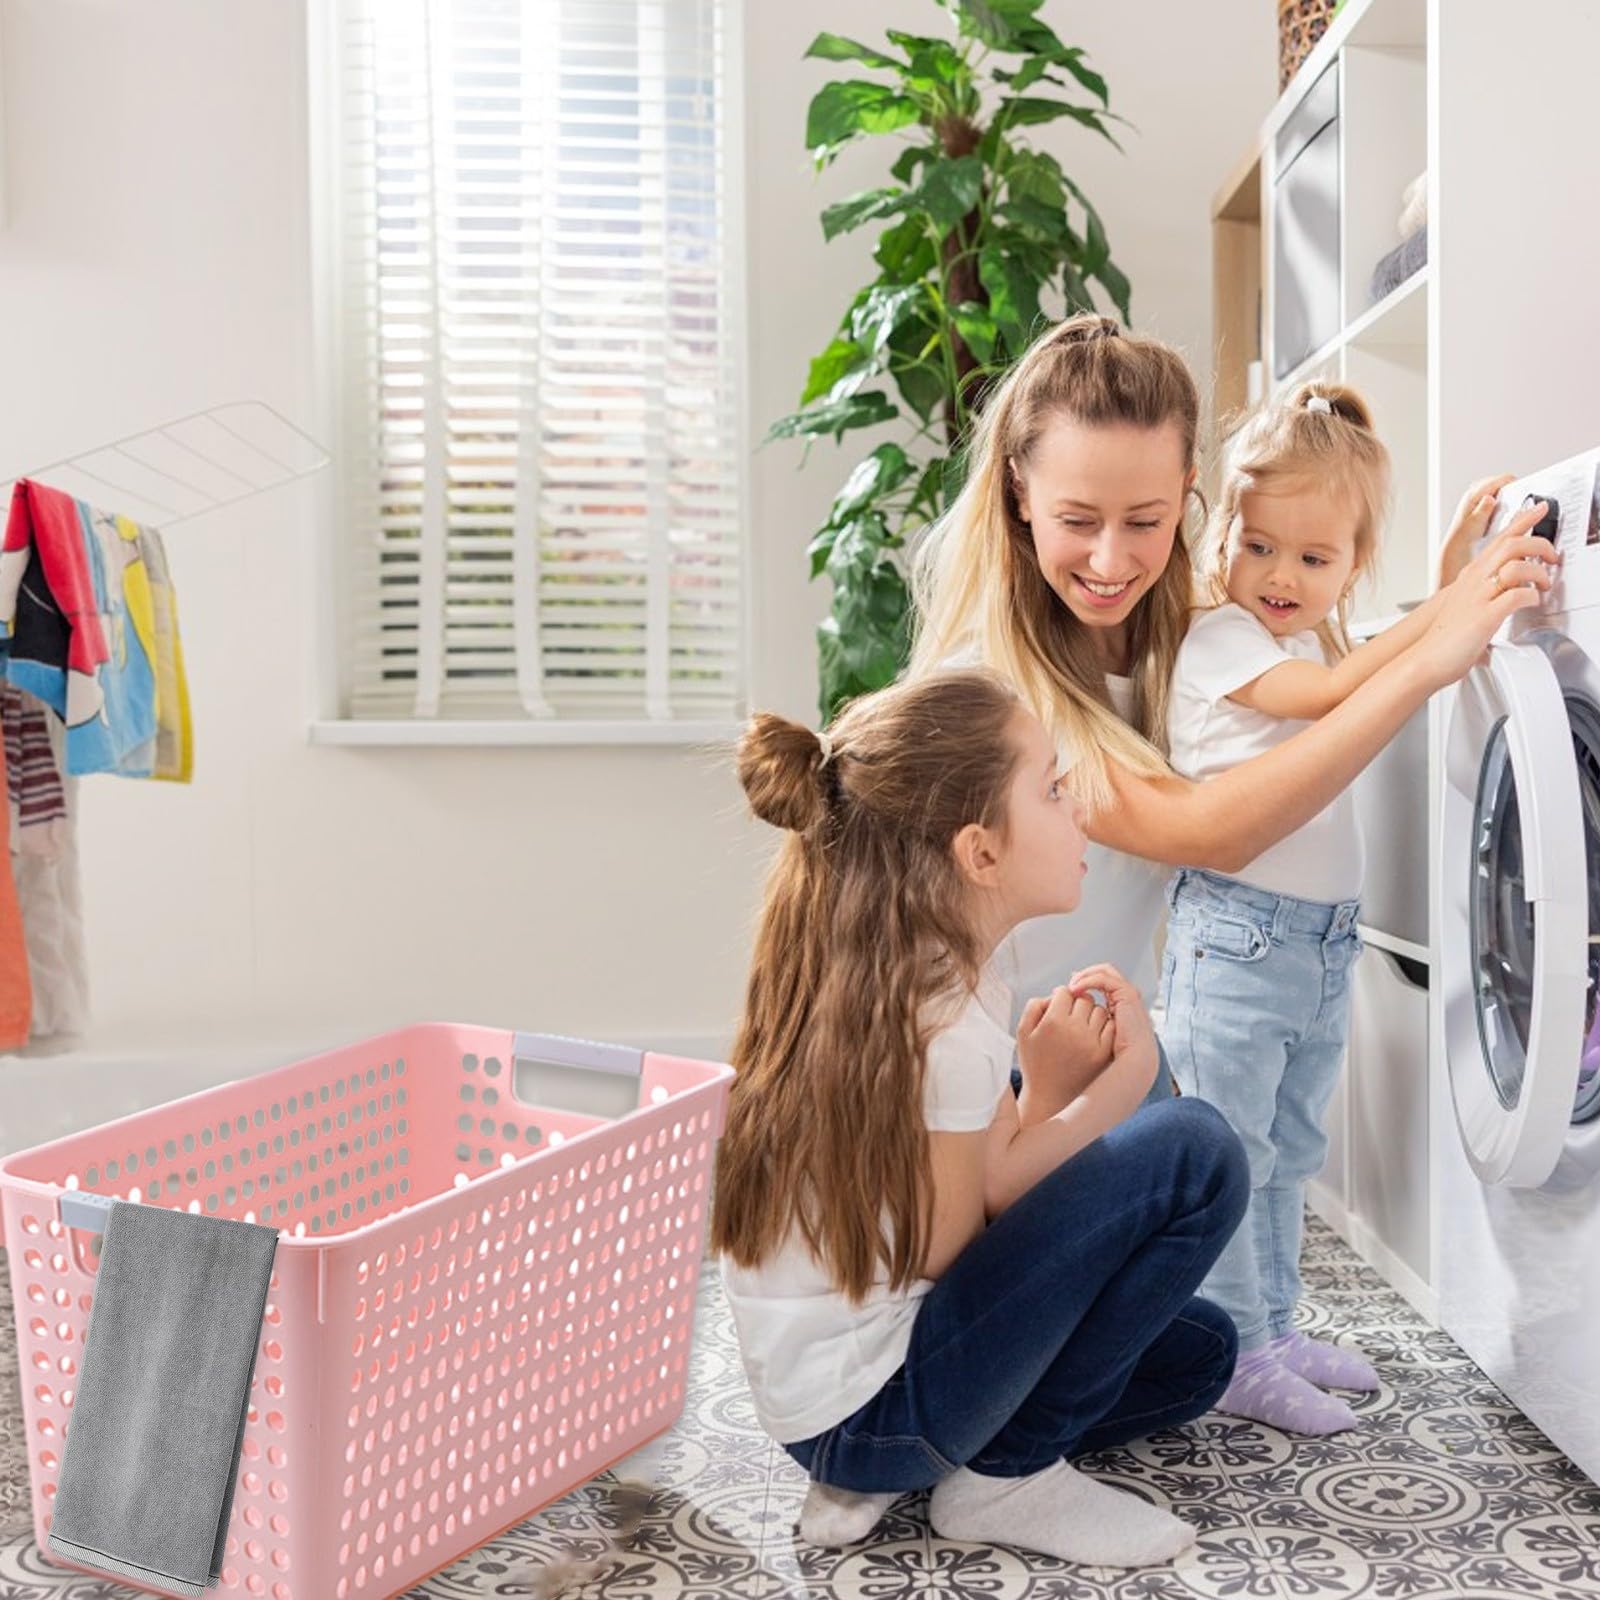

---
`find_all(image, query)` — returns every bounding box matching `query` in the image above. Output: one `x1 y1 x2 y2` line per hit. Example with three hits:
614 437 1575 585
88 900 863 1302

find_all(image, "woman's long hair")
910 312 1204 813
711 669 1025 1302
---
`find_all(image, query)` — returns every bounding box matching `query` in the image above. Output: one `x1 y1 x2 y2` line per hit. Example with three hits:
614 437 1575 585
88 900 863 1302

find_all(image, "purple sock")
1272 1329 1380 1393
1215 1344 1358 1436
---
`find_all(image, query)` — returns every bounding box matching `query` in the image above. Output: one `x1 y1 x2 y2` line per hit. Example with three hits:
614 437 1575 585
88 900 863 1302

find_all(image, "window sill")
307 718 747 748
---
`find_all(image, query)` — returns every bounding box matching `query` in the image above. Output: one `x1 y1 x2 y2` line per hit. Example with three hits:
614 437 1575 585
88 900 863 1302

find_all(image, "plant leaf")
850 282 932 356
951 301 999 364
874 213 936 281
998 95 1108 133
821 187 907 241
800 336 872 406
768 389 899 443
908 154 984 234
804 32 900 71
953 0 1045 50
979 243 1043 346
829 444 916 524
890 145 934 186
806 81 921 156
995 196 1068 242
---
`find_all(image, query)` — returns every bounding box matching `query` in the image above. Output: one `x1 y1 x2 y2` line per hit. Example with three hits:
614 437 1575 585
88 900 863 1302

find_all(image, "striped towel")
2 683 67 859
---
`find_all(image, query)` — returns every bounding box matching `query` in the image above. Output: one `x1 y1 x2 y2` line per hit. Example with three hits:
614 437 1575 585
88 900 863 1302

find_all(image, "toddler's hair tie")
1305 395 1333 415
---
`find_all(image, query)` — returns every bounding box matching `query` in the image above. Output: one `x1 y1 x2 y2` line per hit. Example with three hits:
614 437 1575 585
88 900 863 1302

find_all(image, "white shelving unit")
1208 0 1595 1320
1213 0 1600 1320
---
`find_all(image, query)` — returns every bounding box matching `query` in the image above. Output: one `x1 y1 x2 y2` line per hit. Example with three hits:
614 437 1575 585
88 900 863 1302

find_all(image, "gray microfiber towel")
46 1202 280 1597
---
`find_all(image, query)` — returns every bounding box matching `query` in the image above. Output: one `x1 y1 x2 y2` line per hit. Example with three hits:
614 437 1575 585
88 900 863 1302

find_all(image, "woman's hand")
1015 986 1113 1125
1436 473 1517 590
1411 503 1559 689
1067 962 1158 1102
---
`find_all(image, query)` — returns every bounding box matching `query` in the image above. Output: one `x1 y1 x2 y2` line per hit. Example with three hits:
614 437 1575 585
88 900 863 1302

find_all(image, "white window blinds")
333 0 745 726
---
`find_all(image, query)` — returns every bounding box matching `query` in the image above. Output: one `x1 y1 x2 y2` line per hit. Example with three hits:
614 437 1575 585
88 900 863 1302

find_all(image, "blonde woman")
910 313 1555 1027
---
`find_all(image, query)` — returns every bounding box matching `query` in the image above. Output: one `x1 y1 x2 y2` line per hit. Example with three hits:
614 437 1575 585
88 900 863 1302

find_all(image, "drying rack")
0 400 329 530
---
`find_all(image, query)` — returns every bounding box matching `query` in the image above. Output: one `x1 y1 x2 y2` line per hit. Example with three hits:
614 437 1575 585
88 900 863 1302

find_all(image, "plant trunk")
936 114 991 448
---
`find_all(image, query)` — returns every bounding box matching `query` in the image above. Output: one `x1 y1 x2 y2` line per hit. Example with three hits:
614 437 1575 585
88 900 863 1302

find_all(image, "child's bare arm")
981 965 1157 1218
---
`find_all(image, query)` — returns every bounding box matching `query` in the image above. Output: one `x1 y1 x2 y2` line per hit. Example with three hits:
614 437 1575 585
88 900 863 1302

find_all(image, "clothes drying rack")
0 400 329 530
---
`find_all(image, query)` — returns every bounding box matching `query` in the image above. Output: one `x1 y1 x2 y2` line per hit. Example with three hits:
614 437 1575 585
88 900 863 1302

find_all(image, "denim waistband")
1168 867 1361 941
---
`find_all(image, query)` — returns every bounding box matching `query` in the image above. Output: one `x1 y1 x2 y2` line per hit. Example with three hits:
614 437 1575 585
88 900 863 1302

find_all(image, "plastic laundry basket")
0 1023 733 1600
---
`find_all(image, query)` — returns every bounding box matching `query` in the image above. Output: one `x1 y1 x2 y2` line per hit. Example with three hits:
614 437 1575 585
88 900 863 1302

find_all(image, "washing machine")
1436 445 1600 1482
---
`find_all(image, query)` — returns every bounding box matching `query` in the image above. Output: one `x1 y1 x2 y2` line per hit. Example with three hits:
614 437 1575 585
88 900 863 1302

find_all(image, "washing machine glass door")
1443 640 1588 1187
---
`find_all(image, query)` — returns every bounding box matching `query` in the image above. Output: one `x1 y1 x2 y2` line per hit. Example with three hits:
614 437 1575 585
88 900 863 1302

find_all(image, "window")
326 0 746 735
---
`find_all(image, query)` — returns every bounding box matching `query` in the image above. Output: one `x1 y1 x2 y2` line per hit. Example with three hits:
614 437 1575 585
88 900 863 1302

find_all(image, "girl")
1157 383 1546 1435
714 669 1248 1568
908 312 1557 1023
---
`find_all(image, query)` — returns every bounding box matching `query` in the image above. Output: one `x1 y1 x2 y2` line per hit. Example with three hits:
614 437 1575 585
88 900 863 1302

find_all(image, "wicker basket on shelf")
1278 0 1340 89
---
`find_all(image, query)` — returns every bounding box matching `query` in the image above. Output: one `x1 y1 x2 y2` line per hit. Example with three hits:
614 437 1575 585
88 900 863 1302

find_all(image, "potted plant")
770 0 1135 720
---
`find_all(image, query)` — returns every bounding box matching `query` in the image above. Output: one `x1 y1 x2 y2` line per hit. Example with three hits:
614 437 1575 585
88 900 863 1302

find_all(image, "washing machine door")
1442 640 1588 1187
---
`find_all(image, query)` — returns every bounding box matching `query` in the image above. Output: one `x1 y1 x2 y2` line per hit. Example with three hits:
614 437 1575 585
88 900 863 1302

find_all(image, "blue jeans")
780 1097 1248 1489
1156 867 1363 1352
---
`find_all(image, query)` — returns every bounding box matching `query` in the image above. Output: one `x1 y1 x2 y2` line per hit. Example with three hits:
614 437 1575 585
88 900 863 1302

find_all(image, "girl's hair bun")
1291 380 1374 431
1048 312 1123 348
737 712 830 833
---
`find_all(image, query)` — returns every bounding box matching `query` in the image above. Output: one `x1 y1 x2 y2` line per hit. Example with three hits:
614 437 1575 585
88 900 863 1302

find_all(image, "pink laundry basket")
0 1023 734 1600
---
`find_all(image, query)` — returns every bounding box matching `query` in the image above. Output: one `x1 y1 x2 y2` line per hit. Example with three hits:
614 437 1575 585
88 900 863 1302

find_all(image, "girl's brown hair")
711 669 1025 1302
910 312 1204 811
1200 380 1392 658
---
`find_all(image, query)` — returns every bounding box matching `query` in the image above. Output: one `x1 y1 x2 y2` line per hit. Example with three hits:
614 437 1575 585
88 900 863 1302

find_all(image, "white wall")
0 2 1271 1077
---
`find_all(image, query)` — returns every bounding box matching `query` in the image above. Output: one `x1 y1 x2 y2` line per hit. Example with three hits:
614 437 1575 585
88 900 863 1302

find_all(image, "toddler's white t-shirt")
1166 602 1364 904
717 969 1015 1443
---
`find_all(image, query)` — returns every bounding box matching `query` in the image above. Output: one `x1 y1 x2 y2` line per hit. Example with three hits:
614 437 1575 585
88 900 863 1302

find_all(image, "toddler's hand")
1016 986 1114 1115
1067 963 1158 1099
1437 473 1516 590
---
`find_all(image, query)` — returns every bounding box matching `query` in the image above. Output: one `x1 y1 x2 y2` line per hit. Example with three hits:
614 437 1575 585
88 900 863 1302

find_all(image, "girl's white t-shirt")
993 672 1170 1024
1166 602 1363 903
716 969 1016 1444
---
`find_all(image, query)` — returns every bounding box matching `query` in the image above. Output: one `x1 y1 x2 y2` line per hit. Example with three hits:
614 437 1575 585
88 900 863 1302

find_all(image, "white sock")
798 1481 897 1546
929 1459 1196 1568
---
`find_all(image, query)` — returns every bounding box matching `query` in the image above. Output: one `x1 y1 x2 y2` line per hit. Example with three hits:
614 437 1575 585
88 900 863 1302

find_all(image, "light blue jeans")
1156 867 1363 1352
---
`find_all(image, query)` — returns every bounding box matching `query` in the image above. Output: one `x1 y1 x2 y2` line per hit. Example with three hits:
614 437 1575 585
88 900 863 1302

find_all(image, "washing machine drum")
1443 638 1596 1187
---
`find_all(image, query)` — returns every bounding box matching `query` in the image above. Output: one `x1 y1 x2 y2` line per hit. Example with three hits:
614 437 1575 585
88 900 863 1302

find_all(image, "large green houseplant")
770 0 1134 720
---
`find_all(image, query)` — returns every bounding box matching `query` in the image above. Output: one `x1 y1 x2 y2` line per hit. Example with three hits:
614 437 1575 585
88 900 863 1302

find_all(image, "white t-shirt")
717 970 1016 1443
994 672 1169 1020
1167 602 1364 903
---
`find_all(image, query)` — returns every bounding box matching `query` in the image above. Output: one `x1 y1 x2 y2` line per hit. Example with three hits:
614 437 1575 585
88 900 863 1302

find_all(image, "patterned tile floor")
2 1219 1598 1599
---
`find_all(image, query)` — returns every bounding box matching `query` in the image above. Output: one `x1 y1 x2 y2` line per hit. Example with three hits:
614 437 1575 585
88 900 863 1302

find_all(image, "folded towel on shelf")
1370 226 1428 304
1397 171 1427 239
46 1203 280 1598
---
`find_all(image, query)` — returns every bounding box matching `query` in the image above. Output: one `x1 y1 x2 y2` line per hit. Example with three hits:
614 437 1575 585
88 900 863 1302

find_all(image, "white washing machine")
1436 446 1600 1482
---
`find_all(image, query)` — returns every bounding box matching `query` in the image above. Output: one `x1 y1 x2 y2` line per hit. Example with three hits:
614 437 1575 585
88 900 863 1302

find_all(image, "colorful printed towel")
0 481 192 780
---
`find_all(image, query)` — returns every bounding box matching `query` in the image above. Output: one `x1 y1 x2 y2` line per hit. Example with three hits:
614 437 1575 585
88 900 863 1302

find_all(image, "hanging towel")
2 683 69 859
0 482 180 778
0 705 31 1051
46 1203 280 1598
138 522 193 782
14 756 90 1040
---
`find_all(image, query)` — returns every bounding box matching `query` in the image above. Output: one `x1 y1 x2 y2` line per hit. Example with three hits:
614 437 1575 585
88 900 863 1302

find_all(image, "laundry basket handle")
508 1032 643 1120
58 1190 118 1235
512 1033 642 1075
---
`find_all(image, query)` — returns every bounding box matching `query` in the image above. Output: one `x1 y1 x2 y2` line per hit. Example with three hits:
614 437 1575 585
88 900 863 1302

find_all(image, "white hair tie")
1305 395 1333 415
